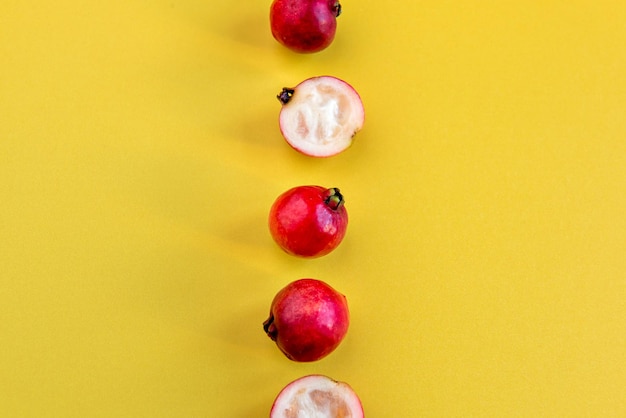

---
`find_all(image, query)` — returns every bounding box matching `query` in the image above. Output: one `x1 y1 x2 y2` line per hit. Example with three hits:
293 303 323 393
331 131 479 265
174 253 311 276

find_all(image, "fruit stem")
277 88 295 105
263 314 278 341
334 1 342 17
324 188 344 210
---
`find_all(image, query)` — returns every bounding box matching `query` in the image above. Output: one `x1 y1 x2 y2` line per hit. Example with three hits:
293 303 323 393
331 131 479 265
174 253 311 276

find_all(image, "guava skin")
268 186 348 258
263 279 350 362
270 0 341 53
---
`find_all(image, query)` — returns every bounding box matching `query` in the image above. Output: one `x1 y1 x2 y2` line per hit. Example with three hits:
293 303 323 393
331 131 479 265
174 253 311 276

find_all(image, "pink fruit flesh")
263 279 349 362
270 0 342 53
270 375 364 418
278 76 364 157
268 185 348 258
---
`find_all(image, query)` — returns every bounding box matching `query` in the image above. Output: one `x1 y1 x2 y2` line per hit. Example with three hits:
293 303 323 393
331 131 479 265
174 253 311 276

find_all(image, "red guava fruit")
263 279 350 362
268 185 348 258
270 0 342 53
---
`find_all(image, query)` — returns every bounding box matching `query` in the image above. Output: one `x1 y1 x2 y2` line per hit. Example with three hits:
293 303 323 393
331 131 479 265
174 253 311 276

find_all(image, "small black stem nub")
277 88 295 105
324 188 345 210
263 314 277 341
334 1 342 17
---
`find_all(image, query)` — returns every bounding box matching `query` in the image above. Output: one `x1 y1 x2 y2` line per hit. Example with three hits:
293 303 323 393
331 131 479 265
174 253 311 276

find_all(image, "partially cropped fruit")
269 185 348 258
270 375 364 418
263 279 349 362
270 0 342 53
277 76 364 157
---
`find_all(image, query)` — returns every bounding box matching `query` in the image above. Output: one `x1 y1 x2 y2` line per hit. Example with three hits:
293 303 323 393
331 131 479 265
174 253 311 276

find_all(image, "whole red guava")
270 0 342 53
268 185 348 258
263 279 350 362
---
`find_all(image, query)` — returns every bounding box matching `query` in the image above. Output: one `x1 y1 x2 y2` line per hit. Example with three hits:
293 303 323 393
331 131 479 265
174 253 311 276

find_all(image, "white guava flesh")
270 375 364 418
279 76 365 157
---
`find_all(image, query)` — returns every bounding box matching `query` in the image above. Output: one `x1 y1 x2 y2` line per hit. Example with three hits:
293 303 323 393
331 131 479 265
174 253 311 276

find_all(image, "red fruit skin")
270 0 340 53
268 186 348 258
263 279 350 362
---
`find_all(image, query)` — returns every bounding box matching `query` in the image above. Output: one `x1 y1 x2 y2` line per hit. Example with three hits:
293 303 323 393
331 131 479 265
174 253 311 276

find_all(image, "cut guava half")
277 76 365 157
270 374 364 417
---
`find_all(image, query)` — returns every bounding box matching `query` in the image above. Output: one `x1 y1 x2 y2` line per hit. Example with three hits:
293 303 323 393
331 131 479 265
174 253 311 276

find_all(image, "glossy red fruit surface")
268 185 348 258
270 0 342 53
277 76 365 157
263 279 350 362
270 375 364 417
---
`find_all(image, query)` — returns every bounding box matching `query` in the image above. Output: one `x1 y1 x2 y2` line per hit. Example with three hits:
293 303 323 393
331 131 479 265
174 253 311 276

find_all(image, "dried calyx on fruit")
270 375 364 418
277 76 364 157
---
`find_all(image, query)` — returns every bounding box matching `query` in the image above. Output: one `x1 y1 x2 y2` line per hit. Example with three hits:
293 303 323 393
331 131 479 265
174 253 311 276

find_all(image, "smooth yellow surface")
1 1 625 416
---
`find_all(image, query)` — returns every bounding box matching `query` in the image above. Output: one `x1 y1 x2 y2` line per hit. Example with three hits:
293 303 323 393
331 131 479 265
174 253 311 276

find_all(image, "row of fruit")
259 1 366 416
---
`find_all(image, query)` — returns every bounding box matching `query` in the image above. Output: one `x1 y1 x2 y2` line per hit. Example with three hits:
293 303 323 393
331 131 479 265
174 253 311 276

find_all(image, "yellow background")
1 1 625 416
